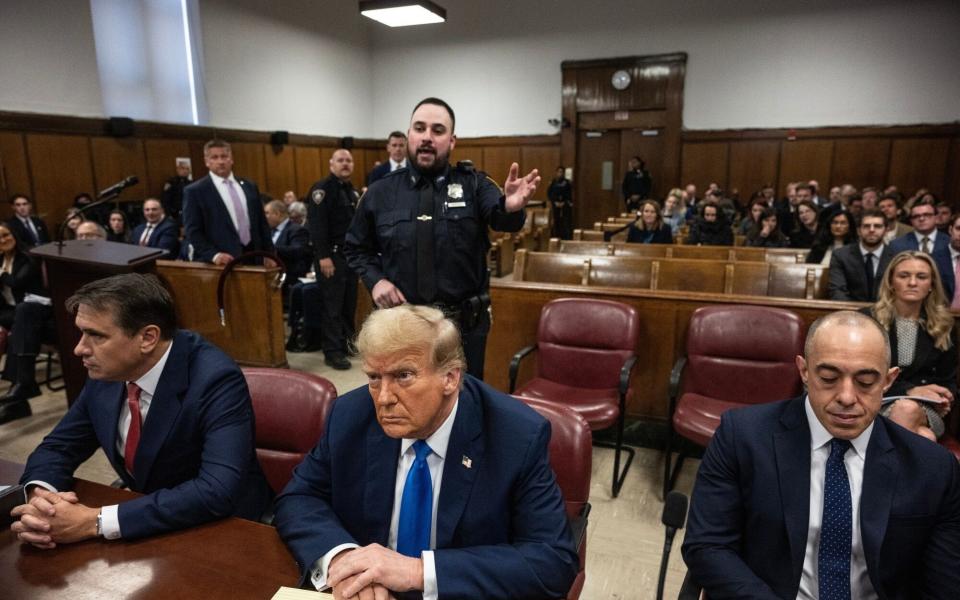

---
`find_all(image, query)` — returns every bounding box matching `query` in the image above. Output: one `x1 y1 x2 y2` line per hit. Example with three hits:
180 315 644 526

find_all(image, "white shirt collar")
130 341 173 398
859 243 882 257
401 398 458 460
804 394 873 460
215 172 238 186
914 229 937 245
390 158 407 171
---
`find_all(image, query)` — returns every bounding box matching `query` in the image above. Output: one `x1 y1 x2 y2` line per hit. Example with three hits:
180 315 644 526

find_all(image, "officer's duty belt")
432 292 490 331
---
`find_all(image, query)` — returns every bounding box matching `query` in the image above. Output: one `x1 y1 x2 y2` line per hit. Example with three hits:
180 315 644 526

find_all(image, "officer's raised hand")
503 162 541 213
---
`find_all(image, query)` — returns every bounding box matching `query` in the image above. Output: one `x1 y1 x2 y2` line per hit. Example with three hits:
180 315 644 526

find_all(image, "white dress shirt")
24 342 173 540
312 400 459 600
913 229 938 250
271 218 289 245
798 396 878 599
390 158 407 172
211 172 249 235
859 243 883 277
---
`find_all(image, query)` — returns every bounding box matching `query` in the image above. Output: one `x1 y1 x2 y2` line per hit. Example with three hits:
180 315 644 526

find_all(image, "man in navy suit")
7 194 49 247
131 198 180 257
683 311 960 599
182 139 274 265
275 304 577 599
888 200 955 299
11 274 271 547
366 131 407 186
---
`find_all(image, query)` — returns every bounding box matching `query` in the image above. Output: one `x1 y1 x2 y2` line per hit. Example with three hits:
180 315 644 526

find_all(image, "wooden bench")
512 250 830 299
546 239 808 263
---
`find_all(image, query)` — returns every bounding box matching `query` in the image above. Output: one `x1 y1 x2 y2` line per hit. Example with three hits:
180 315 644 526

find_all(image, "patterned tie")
921 235 931 254
124 383 143 475
415 179 436 302
819 438 852 600
139 224 153 246
224 179 251 246
397 440 433 557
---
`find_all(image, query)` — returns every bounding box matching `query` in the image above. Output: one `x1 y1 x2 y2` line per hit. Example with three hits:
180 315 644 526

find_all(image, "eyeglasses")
911 212 935 220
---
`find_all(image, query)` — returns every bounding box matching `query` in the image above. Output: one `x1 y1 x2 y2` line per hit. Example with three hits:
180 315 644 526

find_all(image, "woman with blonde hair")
862 251 955 441
662 188 687 235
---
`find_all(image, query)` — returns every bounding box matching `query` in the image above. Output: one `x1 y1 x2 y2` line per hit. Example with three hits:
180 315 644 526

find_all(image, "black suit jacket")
274 221 312 280
828 243 895 302
182 175 273 262
366 161 391 186
683 396 960 599
7 216 50 247
0 252 45 305
131 217 180 258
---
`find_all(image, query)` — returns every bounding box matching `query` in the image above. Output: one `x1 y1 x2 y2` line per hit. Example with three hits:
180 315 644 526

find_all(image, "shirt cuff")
311 543 360 590
422 550 438 600
100 504 121 539
22 480 57 502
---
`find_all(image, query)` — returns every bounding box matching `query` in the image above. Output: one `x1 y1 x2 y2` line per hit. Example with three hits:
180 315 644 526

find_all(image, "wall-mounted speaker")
108 117 134 137
341 136 354 150
270 130 289 145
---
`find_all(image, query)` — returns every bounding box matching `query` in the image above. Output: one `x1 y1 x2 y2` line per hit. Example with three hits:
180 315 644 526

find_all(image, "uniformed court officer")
162 159 192 222
621 156 652 211
345 97 540 379
548 166 573 239
307 149 360 370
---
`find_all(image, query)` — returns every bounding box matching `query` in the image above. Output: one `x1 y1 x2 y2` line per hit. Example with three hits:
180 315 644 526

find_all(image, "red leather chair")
242 367 337 494
510 298 639 497
517 396 592 600
664 305 805 498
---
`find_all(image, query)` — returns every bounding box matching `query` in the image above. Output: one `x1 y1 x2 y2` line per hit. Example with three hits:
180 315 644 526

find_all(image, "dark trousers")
317 254 357 356
551 203 573 240
3 302 52 381
461 307 491 380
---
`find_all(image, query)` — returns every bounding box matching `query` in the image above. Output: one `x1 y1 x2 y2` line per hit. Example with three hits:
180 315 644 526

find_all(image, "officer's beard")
409 146 448 178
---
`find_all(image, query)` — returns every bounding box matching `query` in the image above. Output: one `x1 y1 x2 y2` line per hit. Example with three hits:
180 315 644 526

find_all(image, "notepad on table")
271 587 333 599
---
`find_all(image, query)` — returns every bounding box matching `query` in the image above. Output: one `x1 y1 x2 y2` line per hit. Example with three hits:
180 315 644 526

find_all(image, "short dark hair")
795 183 813 193
9 193 30 205
860 208 886 224
387 130 406 141
67 274 177 340
878 193 900 207
412 97 456 130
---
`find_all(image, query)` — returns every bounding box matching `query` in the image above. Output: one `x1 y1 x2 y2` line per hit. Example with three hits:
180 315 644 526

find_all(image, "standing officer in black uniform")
621 156 652 212
162 159 192 222
548 166 573 239
307 149 360 370
345 97 540 379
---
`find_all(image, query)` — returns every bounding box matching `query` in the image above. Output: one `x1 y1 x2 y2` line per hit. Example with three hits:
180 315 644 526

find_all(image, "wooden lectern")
30 240 165 404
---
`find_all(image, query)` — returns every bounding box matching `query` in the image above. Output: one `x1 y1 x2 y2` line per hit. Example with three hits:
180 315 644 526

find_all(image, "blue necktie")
397 440 432 557
819 438 852 600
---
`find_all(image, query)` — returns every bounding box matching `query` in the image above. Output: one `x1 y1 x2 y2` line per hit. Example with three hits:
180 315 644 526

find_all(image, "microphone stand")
56 192 121 250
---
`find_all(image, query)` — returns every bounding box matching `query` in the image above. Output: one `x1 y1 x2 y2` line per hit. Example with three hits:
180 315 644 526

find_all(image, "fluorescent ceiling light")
360 1 446 27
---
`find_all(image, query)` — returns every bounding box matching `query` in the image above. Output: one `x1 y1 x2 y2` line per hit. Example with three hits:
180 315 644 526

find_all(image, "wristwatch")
96 510 103 537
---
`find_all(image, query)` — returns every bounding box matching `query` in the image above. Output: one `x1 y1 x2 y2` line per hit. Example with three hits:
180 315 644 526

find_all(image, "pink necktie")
224 179 251 246
952 257 960 310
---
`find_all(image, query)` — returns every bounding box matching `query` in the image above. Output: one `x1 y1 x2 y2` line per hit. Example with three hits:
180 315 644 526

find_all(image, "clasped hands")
328 544 423 600
9 488 99 549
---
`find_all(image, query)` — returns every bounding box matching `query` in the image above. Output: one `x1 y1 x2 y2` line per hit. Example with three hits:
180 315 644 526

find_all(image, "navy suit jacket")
274 375 578 599
366 161 392 186
888 231 955 299
7 215 50 247
682 397 960 600
21 330 272 539
182 174 273 262
274 221 312 280
131 216 180 257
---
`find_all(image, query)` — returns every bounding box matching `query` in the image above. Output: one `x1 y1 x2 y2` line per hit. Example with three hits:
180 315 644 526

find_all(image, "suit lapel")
773 398 812 577
99 381 128 478
861 419 898 590
130 334 189 486
436 387 485 549
365 421 400 545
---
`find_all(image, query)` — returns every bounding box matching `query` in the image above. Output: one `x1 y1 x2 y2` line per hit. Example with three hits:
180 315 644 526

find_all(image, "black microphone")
656 491 689 600
97 175 139 199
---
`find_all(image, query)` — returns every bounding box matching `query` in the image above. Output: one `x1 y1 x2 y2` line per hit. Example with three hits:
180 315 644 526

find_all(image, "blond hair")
355 305 466 375
873 251 954 351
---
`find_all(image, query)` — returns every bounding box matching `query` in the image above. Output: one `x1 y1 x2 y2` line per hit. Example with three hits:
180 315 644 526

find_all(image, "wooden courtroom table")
0 459 300 599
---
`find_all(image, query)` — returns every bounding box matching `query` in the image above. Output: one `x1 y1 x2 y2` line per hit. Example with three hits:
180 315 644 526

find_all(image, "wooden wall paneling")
572 65 668 113
90 137 148 201
230 143 267 190
143 139 191 199
946 138 960 209
887 138 951 197
348 148 366 191
662 61 686 190
680 142 729 192
481 146 521 189
25 134 95 227
450 144 484 172
830 138 891 190
0 132 31 221
262 144 297 198
727 140 780 202
188 141 208 180
363 148 385 183
778 140 834 194
319 147 335 180
294 146 323 196
520 146 561 201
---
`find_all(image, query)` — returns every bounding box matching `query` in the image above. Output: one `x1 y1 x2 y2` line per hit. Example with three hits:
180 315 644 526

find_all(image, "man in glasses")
888 199 955 298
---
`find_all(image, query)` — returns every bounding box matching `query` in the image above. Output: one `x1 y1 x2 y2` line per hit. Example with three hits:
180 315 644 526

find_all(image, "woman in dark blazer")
626 200 673 244
0 222 44 329
745 207 790 248
107 210 131 243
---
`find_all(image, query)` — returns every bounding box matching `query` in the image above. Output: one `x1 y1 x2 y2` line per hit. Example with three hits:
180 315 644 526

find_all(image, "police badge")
312 189 325 205
447 183 463 200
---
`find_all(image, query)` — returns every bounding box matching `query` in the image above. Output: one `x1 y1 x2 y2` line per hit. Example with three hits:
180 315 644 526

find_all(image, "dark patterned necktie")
819 438 852 600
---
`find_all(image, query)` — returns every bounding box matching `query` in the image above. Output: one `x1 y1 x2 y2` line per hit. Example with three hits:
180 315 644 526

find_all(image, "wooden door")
575 130 621 229
620 128 665 199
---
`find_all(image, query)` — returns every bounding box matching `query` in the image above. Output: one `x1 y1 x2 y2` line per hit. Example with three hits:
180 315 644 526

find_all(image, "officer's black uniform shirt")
162 175 191 218
548 177 572 204
307 174 358 261
345 163 525 305
621 168 652 200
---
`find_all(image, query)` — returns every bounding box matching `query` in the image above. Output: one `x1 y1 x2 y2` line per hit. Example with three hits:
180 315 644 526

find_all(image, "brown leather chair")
664 305 805 498
510 298 639 497
517 396 592 600
242 367 337 494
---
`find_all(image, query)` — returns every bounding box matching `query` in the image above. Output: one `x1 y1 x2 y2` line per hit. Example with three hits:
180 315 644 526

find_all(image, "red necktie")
124 383 142 474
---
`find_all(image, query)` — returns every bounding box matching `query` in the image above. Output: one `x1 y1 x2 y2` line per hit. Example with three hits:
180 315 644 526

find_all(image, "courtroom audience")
863 251 955 441
106 210 131 243
75 221 107 240
935 201 952 233
625 199 673 244
661 188 686 234
861 186 879 210
7 194 50 247
807 210 856 265
62 208 83 240
737 195 767 235
282 190 298 206
264 199 312 302
288 201 307 226
879 193 913 242
686 200 733 246
132 198 180 257
745 207 789 247
789 199 819 248
847 193 863 222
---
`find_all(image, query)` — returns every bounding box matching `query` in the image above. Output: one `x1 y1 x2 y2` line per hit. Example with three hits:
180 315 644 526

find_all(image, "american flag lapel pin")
461 455 472 469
